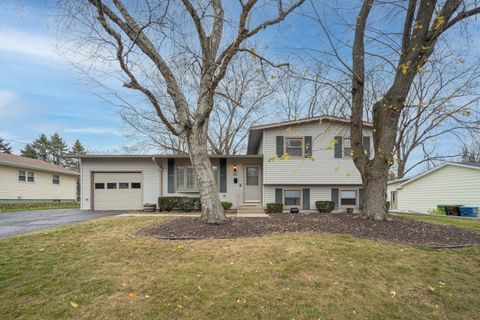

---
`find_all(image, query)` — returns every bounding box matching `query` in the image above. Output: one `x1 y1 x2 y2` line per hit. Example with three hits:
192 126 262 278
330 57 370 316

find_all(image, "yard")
1 215 480 319
0 202 80 213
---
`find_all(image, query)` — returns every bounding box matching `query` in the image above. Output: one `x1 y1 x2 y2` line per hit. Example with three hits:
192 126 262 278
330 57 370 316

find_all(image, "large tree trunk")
186 124 226 224
357 99 401 220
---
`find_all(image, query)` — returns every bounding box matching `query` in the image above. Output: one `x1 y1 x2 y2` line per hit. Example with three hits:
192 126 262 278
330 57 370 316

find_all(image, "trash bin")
446 205 461 216
436 205 447 215
459 207 478 217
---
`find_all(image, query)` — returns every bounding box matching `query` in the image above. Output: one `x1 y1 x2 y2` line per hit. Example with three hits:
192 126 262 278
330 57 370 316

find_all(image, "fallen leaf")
177 304 183 308
38 248 45 252
69 301 79 308
390 291 396 298
128 290 138 298
177 244 184 249
428 286 435 292
145 295 150 299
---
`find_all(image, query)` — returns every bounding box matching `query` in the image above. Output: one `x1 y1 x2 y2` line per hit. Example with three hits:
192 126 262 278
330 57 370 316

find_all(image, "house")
78 116 373 211
387 162 480 213
0 153 78 204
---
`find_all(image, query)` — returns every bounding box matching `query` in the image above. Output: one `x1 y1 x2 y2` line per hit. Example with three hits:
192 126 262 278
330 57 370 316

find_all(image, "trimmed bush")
266 203 283 214
158 197 182 212
221 201 233 211
315 201 335 213
189 197 202 211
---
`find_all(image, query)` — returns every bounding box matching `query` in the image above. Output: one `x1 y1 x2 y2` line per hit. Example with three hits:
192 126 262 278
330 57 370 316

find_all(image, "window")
343 138 352 157
186 167 196 190
131 182 141 189
285 138 303 157
246 167 259 186
340 190 356 206
18 170 26 182
176 165 218 192
176 167 185 190
284 190 301 206
119 183 129 189
27 171 35 182
95 183 105 189
107 183 117 189
53 175 60 185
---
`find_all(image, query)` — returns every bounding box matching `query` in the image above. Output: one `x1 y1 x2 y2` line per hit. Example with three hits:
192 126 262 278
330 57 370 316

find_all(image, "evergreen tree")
20 144 37 159
32 134 51 162
66 139 86 171
0 137 13 154
49 132 69 165
71 139 86 155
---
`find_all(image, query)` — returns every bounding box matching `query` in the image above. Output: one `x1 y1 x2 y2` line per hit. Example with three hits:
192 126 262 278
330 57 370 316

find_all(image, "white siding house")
387 163 480 213
79 116 373 212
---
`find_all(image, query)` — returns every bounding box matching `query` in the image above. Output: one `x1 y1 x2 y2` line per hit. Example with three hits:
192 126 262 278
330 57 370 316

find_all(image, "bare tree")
60 0 305 223
460 132 480 162
349 0 480 220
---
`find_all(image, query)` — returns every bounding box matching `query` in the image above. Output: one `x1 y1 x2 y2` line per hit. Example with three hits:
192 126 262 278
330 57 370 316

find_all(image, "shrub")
221 201 233 211
189 197 202 211
178 197 195 212
315 201 335 213
158 197 181 212
266 203 283 214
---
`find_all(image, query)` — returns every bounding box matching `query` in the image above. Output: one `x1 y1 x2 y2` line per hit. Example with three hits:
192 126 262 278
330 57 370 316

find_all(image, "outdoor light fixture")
233 164 237 172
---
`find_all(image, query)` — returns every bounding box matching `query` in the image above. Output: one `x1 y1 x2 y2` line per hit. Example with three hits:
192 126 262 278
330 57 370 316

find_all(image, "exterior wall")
264 185 362 212
81 157 262 210
0 164 76 201
81 158 162 210
394 165 480 213
159 158 262 209
262 122 372 185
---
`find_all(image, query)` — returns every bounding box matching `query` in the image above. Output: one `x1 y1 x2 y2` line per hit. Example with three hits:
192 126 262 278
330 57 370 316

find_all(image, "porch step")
237 204 266 214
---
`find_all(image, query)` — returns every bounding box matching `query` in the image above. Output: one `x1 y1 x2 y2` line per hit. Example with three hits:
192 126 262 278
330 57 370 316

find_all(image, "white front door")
244 166 261 202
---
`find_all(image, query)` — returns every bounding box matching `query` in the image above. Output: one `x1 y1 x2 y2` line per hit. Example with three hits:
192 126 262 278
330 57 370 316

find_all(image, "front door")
244 166 261 202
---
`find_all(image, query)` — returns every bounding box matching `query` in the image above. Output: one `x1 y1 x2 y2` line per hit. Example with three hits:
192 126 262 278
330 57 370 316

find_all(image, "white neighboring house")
0 153 78 204
387 162 480 213
79 116 373 212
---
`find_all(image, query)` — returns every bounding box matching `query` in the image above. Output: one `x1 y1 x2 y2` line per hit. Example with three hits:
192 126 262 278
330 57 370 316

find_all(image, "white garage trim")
91 171 144 210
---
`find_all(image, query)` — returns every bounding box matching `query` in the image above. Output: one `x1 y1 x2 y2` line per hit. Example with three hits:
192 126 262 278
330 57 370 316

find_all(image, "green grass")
1 216 480 319
0 202 80 213
399 213 480 231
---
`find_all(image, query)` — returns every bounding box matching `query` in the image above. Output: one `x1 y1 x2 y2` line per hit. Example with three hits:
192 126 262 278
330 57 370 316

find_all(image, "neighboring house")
387 162 480 213
79 116 373 211
0 153 78 204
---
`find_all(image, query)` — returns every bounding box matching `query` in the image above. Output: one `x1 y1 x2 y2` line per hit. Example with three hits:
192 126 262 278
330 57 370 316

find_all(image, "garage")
93 172 143 210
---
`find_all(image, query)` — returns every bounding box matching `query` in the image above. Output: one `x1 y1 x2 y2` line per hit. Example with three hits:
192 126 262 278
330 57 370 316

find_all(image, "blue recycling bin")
459 207 478 217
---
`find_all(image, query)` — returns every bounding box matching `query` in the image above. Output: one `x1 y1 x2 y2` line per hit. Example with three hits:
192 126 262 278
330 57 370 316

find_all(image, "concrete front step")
238 205 265 214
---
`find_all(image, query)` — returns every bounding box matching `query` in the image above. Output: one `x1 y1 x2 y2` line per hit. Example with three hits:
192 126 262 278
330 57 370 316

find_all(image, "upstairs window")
343 138 352 157
18 170 26 182
53 175 60 185
27 171 35 182
285 138 303 157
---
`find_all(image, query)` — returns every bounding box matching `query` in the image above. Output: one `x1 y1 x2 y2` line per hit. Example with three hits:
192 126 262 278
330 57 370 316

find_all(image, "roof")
394 162 480 189
0 153 79 176
247 116 373 155
76 154 263 159
387 177 410 185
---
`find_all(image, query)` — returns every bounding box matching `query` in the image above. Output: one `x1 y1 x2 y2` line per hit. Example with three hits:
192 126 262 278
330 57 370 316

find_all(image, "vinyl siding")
264 185 362 211
394 165 480 213
81 157 262 210
0 164 76 200
81 158 161 210
262 122 372 185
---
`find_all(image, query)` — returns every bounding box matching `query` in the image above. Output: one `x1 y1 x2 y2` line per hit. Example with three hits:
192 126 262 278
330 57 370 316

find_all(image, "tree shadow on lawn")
136 213 480 249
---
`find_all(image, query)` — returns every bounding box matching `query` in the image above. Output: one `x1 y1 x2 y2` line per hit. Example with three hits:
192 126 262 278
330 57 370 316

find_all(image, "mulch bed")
135 213 480 248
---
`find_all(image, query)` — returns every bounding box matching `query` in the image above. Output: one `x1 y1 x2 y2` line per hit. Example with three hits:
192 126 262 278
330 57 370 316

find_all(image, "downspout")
152 157 163 198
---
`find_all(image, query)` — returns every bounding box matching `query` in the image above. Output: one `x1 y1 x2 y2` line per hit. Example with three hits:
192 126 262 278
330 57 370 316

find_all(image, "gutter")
152 157 163 198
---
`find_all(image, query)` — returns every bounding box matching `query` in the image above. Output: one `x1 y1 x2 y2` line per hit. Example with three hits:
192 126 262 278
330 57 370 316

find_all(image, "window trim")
283 189 302 208
175 164 219 192
52 175 60 185
18 170 35 183
27 171 35 183
284 137 304 158
340 189 357 207
18 170 26 182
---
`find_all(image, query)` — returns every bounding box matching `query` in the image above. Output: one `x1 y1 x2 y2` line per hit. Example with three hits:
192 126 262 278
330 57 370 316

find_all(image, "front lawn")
399 213 480 232
0 202 80 213
1 216 479 319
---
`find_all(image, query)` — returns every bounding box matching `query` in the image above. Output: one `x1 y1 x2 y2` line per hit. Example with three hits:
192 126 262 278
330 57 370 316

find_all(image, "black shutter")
167 158 175 193
219 158 227 193
276 136 284 158
303 188 310 210
363 136 371 158
275 188 283 204
359 188 365 210
334 136 342 158
304 136 312 158
331 188 339 209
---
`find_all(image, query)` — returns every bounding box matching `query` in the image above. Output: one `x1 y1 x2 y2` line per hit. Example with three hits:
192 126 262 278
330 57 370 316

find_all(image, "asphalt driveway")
0 209 124 238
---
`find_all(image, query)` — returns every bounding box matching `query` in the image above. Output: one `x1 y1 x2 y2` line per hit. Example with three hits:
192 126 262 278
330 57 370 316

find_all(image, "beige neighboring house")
387 162 480 213
0 153 78 204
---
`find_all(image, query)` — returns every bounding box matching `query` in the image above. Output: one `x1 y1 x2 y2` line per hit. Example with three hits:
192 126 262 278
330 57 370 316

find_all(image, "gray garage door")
93 172 143 210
